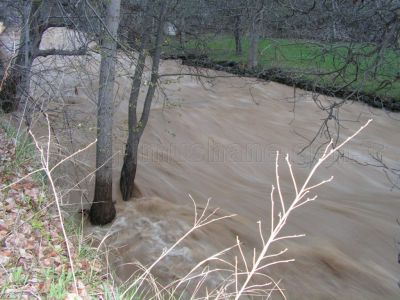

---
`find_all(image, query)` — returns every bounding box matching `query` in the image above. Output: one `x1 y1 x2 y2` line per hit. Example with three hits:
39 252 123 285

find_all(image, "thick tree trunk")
119 2 166 201
234 15 242 55
89 0 121 225
247 19 259 69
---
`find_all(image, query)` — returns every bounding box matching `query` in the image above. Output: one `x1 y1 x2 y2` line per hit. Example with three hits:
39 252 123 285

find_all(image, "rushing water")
3 28 400 299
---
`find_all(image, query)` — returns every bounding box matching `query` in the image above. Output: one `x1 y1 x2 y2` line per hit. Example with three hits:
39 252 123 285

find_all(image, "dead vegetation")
0 123 112 299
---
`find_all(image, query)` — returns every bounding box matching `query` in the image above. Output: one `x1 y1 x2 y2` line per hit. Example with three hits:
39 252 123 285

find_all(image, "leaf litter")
0 126 109 299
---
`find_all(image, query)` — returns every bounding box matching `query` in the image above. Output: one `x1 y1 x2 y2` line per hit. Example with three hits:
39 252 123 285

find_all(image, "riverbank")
163 53 400 112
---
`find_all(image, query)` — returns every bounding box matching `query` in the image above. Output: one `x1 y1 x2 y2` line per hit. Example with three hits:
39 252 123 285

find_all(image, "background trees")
166 0 398 150
0 0 91 115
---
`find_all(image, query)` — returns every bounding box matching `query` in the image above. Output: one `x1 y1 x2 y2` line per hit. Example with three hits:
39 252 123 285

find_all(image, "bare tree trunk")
234 15 242 55
89 0 121 225
247 18 259 69
120 1 166 201
120 9 152 201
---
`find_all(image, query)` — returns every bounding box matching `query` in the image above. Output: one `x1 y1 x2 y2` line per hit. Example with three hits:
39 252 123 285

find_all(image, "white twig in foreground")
234 119 372 299
28 114 97 295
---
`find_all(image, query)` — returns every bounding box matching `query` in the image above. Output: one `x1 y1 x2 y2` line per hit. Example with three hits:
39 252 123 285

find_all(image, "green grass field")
165 35 400 100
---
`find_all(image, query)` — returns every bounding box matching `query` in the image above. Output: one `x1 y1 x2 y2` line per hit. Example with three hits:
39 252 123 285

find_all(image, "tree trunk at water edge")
89 0 121 225
119 6 152 201
119 1 166 201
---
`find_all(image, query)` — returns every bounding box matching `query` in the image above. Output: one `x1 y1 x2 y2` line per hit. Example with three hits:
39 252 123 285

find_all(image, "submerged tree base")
89 200 116 225
89 180 116 225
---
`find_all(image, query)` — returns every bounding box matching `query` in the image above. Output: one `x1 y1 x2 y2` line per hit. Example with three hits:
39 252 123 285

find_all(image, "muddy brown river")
2 28 400 299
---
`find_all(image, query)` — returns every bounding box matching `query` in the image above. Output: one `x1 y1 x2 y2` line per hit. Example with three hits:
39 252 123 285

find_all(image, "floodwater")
2 28 400 299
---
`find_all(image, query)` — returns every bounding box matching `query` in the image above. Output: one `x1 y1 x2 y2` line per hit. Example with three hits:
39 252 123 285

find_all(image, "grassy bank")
164 35 400 101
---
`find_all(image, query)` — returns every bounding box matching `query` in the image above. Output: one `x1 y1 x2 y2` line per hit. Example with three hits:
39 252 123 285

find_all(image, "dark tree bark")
234 15 242 55
120 1 166 201
89 0 121 225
